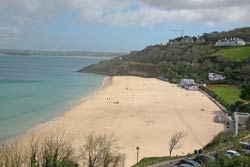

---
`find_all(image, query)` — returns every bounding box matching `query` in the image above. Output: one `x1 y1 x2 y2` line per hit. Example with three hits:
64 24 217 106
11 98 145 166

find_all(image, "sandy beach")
19 76 224 166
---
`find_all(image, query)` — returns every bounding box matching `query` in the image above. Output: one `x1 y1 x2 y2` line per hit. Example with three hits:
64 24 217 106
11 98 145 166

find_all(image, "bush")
240 84 250 100
0 132 126 167
0 132 78 167
204 130 234 150
241 103 250 113
201 152 250 167
80 133 125 167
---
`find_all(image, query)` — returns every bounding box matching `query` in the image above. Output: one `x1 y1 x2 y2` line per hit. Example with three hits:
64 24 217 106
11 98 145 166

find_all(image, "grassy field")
204 130 250 152
132 155 191 167
208 85 241 104
213 46 250 61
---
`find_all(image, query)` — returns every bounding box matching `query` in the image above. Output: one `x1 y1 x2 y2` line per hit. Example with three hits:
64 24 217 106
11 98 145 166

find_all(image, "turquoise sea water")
0 55 106 141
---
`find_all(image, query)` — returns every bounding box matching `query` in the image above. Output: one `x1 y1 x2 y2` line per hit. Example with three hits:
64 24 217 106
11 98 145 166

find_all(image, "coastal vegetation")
80 27 250 84
201 84 250 113
0 132 78 167
80 27 250 114
203 130 250 152
132 131 250 167
132 155 187 167
80 133 125 167
207 85 241 105
236 84 250 113
213 46 250 62
2 28 249 167
200 131 250 167
202 27 250 43
201 153 250 167
168 130 187 157
240 84 250 100
0 132 125 167
79 27 250 166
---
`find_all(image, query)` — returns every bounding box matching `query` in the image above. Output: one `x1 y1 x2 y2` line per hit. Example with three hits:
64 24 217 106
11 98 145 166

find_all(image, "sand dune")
21 76 224 166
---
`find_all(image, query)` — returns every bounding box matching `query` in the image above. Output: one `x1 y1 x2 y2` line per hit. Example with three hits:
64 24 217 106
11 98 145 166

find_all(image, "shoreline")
3 76 225 166
1 75 112 144
27 76 113 133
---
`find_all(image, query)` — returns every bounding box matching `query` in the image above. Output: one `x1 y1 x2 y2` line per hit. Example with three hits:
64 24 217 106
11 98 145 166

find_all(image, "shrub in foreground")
0 132 125 167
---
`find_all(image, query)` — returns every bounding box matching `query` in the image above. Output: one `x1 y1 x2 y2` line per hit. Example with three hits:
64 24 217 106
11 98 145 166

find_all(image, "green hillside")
214 46 250 61
80 27 250 83
208 85 242 104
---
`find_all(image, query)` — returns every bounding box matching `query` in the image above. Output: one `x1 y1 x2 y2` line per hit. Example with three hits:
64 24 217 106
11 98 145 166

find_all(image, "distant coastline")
0 49 126 58
0 53 115 60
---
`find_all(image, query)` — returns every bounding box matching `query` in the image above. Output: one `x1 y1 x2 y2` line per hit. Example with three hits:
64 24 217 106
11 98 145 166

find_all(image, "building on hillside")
234 112 250 131
208 73 226 81
179 79 195 86
179 79 198 91
215 37 246 46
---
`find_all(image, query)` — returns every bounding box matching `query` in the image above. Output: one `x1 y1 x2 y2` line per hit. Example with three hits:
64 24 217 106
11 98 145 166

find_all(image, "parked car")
178 164 194 167
193 154 215 164
226 150 240 158
178 159 200 167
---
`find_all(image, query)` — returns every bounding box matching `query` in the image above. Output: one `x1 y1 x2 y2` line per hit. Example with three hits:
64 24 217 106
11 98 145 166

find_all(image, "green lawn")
132 155 191 167
213 46 250 61
208 85 241 104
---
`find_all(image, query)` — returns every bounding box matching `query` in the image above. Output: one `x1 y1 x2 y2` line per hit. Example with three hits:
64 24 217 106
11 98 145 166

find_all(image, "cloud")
140 0 250 10
0 26 22 40
0 0 62 24
139 0 250 26
0 0 249 27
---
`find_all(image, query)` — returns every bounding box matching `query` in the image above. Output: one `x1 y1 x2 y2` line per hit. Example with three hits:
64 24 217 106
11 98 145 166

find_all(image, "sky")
0 0 249 52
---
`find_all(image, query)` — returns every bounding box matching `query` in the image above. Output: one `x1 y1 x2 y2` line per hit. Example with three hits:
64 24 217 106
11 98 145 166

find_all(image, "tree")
240 84 250 100
0 131 79 167
37 132 77 167
192 36 197 42
241 103 250 113
0 140 25 167
80 133 125 167
168 130 187 157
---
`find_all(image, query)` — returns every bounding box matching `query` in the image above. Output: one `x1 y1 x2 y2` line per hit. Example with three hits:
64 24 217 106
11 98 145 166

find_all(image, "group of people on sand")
106 97 119 104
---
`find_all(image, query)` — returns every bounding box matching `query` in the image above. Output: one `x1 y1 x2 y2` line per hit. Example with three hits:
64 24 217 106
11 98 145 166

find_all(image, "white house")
215 38 246 46
208 73 226 81
179 79 198 91
179 79 195 87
